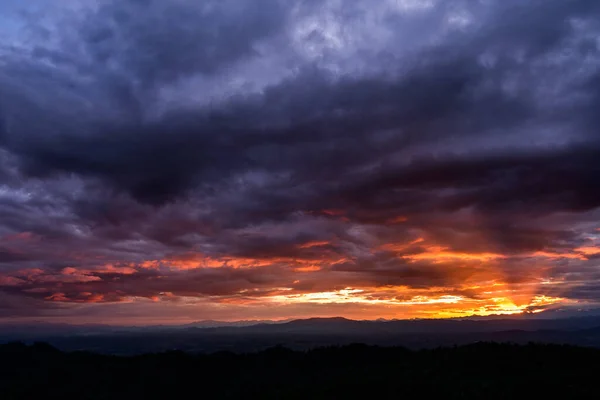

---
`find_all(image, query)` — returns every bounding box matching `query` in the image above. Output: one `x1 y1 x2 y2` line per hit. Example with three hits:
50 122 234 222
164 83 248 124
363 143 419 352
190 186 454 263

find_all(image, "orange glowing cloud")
381 238 505 263
404 246 506 262
96 264 138 275
293 265 322 272
575 246 600 256
45 293 69 302
0 224 584 321
0 276 25 286
80 293 105 303
136 250 346 272
532 251 586 260
298 241 331 249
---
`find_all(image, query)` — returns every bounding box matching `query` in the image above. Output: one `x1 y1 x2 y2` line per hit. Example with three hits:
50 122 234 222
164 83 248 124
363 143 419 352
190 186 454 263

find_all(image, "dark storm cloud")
5 0 598 204
1 0 600 316
335 144 600 218
81 0 287 87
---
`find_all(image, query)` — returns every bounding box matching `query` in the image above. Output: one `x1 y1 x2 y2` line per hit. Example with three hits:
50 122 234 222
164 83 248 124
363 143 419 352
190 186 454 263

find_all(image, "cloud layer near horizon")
1 0 600 323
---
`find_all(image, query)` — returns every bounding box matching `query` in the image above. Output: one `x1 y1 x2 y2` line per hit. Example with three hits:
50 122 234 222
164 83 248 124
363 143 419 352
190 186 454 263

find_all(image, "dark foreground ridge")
1 342 598 399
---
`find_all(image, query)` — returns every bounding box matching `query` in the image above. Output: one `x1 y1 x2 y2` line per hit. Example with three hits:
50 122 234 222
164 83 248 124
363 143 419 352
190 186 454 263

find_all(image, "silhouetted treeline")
1 341 598 399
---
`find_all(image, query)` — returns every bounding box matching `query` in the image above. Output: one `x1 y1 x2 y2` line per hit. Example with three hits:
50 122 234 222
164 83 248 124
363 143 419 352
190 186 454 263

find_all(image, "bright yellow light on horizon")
264 287 566 319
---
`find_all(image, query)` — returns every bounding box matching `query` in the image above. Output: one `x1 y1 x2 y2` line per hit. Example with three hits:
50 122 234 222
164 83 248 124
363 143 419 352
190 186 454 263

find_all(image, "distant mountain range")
5 313 600 355
0 318 289 338
3 308 600 337
4 313 600 337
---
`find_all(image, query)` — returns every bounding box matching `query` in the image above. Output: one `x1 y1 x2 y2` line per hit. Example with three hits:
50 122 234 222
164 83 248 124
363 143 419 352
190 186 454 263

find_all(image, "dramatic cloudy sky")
1 0 600 324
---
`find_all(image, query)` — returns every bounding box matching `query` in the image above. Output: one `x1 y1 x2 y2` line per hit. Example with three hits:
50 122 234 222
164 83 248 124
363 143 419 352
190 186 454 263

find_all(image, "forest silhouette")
1 341 597 399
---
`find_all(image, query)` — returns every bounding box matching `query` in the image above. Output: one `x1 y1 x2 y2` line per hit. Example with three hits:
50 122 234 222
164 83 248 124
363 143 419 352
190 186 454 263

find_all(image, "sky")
1 0 600 325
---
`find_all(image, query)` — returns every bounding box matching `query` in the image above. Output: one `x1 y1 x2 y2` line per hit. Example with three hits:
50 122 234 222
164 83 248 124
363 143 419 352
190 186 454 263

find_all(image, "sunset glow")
1 0 600 326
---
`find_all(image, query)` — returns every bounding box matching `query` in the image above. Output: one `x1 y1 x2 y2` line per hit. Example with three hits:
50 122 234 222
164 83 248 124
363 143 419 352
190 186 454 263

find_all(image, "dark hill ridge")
185 315 600 335
5 313 600 339
5 315 600 355
1 342 600 399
